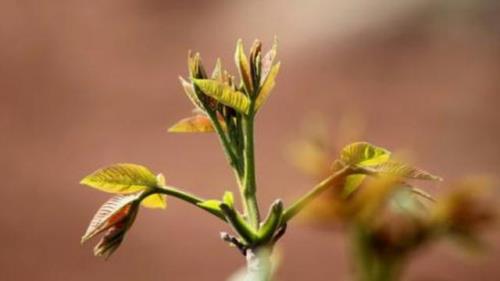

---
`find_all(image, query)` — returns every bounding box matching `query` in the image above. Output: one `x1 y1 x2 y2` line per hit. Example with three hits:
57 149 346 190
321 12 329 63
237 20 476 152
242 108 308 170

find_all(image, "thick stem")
350 225 403 281
245 248 272 281
242 113 261 229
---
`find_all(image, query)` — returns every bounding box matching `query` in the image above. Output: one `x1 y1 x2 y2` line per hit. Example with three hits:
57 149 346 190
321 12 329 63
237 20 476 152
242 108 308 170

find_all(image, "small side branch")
282 166 352 222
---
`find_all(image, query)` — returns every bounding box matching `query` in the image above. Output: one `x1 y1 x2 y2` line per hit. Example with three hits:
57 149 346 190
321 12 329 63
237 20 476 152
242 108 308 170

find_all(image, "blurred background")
1 0 499 280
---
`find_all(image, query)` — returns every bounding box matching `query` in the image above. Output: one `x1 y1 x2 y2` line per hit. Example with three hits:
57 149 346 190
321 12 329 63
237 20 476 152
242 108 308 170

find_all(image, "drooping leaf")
368 160 442 181
197 200 223 213
223 191 234 208
255 62 280 110
179 76 204 111
141 193 167 209
168 115 216 133
340 142 391 167
193 79 250 114
260 38 278 86
81 163 158 194
81 193 140 243
235 39 253 93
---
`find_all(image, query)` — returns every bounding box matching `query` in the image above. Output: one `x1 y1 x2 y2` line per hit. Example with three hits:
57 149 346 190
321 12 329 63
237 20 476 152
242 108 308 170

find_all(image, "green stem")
208 110 242 174
155 185 226 221
282 166 351 222
351 225 403 281
242 112 261 229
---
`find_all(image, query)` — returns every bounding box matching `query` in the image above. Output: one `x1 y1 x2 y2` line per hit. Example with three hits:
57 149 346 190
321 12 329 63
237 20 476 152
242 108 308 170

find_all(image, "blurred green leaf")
340 142 391 167
368 160 442 181
168 114 220 133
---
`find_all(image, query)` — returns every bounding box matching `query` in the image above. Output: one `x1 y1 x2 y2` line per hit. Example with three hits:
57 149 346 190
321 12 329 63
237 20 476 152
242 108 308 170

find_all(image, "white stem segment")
245 249 272 281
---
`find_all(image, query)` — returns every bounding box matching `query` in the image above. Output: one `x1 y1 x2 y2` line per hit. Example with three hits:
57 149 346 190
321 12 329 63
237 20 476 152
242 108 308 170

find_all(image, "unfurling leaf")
187 51 208 79
81 193 140 244
82 193 141 259
168 115 217 133
193 79 250 114
235 39 253 93
260 38 278 86
81 163 158 194
141 193 167 209
211 58 223 81
368 161 442 181
340 142 391 167
223 191 235 208
179 76 205 111
256 62 280 110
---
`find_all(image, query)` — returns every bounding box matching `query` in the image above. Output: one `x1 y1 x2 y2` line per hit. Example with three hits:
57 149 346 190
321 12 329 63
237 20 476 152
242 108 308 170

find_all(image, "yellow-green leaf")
369 160 442 181
168 114 217 133
256 62 280 110
342 174 366 198
197 200 222 213
81 163 158 194
340 142 391 167
235 39 253 93
193 79 250 114
223 191 234 208
141 193 167 209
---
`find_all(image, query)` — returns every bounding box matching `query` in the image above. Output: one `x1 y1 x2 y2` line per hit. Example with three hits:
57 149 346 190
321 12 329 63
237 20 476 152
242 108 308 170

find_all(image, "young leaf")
179 77 205 111
260 38 278 86
168 115 217 133
235 39 253 93
255 62 280 110
223 191 235 208
193 79 250 114
211 58 223 81
340 142 391 167
141 193 167 209
368 160 442 181
81 193 140 243
197 200 223 213
342 174 366 198
81 163 158 194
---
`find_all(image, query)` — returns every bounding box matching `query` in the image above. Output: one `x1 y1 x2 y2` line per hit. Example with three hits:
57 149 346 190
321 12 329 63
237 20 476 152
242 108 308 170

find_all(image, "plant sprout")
79 39 495 281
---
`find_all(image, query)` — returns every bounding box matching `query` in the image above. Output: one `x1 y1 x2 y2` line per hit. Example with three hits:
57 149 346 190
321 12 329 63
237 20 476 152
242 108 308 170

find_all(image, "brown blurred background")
1 0 500 280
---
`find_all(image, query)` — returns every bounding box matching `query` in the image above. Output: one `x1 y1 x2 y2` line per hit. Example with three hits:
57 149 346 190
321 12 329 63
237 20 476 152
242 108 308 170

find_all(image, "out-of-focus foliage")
288 122 497 281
